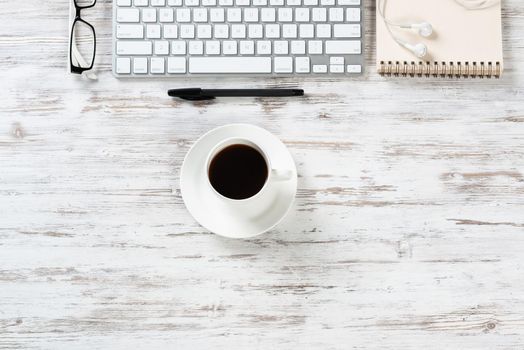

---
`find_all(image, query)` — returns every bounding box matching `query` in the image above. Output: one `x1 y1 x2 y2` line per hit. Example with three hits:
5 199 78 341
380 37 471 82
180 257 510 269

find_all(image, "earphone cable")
453 0 501 10
377 0 407 45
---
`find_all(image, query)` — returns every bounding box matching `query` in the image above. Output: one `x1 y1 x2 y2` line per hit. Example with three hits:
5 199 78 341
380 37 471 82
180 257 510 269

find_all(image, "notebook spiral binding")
378 61 501 78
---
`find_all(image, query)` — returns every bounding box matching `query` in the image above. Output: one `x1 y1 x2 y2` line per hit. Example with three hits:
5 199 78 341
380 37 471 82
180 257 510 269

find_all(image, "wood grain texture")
1 0 524 349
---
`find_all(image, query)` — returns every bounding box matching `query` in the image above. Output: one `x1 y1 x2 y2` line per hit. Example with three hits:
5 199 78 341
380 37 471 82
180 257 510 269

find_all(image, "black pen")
168 88 304 101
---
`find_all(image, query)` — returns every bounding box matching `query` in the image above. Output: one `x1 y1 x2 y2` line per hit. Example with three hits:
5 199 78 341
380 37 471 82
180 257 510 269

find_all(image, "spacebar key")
189 57 272 73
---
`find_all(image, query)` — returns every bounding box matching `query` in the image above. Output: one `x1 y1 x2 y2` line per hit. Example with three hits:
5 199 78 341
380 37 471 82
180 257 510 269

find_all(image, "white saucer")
180 124 297 239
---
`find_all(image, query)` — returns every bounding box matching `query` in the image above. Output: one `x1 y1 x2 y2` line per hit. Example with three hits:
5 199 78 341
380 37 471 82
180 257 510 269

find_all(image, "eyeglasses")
70 0 97 75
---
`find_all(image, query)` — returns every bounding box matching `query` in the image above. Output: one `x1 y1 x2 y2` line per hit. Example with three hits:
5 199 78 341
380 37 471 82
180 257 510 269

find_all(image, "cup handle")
271 169 294 182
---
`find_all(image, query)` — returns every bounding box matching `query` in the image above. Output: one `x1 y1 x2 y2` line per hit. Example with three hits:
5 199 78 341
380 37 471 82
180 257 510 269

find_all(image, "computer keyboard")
113 0 364 76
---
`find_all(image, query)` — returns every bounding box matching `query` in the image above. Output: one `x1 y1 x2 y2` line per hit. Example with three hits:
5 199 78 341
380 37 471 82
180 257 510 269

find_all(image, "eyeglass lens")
72 20 95 69
74 0 96 8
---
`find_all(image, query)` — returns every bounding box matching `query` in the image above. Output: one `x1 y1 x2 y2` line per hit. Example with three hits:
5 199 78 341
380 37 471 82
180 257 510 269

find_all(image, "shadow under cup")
207 140 269 201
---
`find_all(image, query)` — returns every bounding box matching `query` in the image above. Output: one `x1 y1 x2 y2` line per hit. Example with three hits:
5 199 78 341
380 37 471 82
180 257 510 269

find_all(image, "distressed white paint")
1 1 524 349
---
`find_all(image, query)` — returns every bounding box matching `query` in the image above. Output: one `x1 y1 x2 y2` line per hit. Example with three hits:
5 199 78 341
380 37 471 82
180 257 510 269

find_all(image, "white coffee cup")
205 137 293 217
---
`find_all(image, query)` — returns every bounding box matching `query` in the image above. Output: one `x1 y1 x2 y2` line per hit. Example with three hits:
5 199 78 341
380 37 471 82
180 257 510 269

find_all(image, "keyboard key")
261 8 276 22
151 57 165 73
265 24 280 38
223 40 238 54
295 57 310 73
278 8 293 22
154 40 170 55
133 57 148 73
133 57 147 74
227 8 242 22
325 40 361 54
313 64 327 73
257 40 272 54
239 40 255 54
346 8 361 22
329 8 344 22
146 24 161 38
210 8 225 22
274 41 289 55
117 9 139 22
333 24 361 38
232 24 246 38
347 64 362 73
312 8 327 22
159 8 174 22
168 57 186 73
188 40 204 54
117 0 132 6
274 57 293 73
299 24 314 38
214 24 229 38
171 40 187 54
116 57 131 73
330 56 344 64
180 24 195 38
193 8 208 22
291 40 306 54
244 8 259 22
189 57 272 73
197 24 212 38
282 24 297 38
176 8 190 22
142 8 157 22
316 24 331 38
330 64 344 73
116 24 144 39
205 40 221 54
295 8 310 22
117 41 152 55
164 24 178 38
248 24 263 38
308 40 322 54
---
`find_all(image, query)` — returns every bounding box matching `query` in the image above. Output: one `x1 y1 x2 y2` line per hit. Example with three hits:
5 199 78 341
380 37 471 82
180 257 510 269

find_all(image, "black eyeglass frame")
70 0 97 74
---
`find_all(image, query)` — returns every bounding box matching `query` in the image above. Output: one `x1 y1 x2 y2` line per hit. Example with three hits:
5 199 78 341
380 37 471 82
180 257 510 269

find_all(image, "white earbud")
410 22 433 38
402 42 428 58
378 0 433 58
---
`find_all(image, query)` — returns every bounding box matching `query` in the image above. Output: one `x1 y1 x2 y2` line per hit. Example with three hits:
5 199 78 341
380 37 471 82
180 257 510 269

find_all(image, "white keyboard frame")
112 1 365 77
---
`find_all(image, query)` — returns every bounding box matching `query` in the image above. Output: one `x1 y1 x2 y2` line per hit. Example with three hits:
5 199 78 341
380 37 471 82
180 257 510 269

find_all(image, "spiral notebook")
376 0 504 78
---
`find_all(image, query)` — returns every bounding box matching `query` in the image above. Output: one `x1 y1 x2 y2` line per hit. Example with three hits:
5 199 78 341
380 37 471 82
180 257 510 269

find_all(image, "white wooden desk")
1 1 524 348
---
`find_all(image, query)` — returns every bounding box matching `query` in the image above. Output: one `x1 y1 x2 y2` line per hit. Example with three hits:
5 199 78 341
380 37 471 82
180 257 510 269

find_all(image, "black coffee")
209 144 268 200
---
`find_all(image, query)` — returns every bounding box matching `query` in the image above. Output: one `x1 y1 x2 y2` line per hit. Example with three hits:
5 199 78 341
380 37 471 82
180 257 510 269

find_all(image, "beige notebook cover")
376 0 504 77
